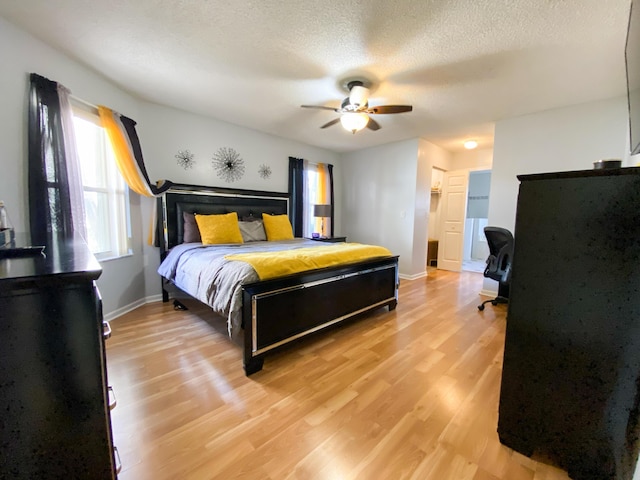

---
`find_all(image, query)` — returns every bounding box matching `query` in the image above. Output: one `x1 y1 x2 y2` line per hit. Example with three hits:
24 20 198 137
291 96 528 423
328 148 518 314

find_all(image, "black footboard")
241 256 399 375
157 185 400 376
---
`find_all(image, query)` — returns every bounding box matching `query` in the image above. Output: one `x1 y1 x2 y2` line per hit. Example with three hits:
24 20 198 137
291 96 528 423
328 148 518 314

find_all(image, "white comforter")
157 238 328 339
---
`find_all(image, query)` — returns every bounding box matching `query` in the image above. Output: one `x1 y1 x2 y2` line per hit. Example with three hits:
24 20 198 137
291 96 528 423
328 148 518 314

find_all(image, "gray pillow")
239 220 266 242
183 212 201 243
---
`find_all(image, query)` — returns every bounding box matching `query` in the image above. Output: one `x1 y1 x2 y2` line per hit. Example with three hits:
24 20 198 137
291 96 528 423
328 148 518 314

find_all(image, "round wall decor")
175 149 195 169
258 164 272 179
212 147 245 183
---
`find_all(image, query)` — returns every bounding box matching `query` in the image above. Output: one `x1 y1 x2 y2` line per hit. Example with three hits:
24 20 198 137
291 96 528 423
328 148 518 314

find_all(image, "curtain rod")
70 94 99 112
306 160 329 167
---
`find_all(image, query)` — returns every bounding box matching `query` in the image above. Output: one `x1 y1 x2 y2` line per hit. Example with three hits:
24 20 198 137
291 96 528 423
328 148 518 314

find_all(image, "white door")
437 170 469 272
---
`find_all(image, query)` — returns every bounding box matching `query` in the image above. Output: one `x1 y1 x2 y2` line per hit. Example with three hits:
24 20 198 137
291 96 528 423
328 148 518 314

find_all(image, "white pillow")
238 220 267 242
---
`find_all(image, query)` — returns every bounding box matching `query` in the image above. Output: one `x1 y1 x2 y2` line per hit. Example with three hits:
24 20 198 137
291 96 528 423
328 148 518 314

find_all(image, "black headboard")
158 184 289 252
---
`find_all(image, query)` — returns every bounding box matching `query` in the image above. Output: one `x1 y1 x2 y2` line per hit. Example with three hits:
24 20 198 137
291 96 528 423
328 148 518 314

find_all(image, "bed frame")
158 183 399 375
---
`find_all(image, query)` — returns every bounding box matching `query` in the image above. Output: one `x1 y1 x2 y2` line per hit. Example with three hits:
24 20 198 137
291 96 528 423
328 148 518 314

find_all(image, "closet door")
437 169 469 271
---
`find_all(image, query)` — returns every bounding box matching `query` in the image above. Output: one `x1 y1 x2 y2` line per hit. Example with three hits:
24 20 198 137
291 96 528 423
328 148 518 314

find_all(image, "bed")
157 183 399 375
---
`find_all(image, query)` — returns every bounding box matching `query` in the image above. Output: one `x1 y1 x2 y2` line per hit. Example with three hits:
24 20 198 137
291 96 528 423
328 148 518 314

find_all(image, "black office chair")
478 226 514 311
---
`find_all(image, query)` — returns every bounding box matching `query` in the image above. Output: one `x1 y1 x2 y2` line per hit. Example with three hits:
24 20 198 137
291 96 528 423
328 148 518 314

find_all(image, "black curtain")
328 164 334 237
117 114 173 196
28 73 73 245
288 157 304 237
288 157 335 238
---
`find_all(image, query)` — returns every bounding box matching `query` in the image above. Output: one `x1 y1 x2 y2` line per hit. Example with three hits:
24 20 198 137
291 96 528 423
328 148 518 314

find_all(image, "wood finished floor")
107 269 572 480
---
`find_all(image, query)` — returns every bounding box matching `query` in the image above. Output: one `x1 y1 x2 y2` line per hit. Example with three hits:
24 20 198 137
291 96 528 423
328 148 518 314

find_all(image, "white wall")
0 16 339 318
4 13 630 310
340 139 419 276
0 18 143 234
484 96 628 293
0 16 148 318
451 147 494 171
137 102 340 299
340 138 451 279
138 102 340 194
489 96 627 230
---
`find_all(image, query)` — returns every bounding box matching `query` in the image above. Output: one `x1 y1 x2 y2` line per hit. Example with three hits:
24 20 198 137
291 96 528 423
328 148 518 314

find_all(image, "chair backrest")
483 226 514 284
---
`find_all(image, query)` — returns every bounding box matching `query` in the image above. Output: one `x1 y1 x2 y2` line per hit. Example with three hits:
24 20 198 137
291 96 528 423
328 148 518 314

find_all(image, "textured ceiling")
0 0 632 153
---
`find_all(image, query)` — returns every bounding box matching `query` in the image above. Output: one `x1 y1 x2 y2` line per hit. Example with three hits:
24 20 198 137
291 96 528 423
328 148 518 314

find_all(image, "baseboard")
480 288 498 298
145 294 164 304
104 294 164 322
399 271 428 281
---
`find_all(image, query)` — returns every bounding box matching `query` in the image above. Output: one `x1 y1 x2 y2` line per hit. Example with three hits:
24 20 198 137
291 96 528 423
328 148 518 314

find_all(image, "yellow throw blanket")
225 243 392 280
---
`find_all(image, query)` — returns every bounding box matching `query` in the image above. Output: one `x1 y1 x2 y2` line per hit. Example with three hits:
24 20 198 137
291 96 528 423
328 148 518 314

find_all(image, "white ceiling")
0 0 632 153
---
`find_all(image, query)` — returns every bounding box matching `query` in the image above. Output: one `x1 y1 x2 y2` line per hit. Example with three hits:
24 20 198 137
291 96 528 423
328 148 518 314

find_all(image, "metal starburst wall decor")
258 164 272 179
212 147 245 183
175 149 195 169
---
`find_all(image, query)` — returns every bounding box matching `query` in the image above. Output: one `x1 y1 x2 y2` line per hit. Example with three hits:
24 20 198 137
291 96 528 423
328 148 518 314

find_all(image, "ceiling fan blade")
320 118 340 129
301 105 339 112
367 118 381 131
365 105 413 114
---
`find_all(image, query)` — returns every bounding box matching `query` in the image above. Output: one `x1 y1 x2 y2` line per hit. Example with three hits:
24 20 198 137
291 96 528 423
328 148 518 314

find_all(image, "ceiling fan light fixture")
349 85 369 107
340 112 369 134
464 140 479 150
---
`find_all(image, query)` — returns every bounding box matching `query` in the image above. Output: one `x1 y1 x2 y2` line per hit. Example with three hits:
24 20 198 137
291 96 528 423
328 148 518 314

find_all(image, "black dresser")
498 167 640 480
0 237 117 479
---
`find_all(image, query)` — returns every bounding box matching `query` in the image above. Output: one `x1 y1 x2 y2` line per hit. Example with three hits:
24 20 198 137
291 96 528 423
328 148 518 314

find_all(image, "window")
72 106 131 260
289 158 333 238
303 163 332 237
303 166 319 237
477 218 489 242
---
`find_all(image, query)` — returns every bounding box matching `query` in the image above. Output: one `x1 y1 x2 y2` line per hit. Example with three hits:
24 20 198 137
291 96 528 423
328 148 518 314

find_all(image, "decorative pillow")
239 220 267 242
194 212 243 244
182 212 202 243
262 214 294 241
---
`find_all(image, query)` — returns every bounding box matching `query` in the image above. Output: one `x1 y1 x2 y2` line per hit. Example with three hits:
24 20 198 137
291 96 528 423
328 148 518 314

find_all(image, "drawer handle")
108 385 117 410
103 320 112 340
114 445 122 474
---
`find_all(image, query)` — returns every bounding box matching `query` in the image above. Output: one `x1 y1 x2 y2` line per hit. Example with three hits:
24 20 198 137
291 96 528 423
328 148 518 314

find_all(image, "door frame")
437 169 470 272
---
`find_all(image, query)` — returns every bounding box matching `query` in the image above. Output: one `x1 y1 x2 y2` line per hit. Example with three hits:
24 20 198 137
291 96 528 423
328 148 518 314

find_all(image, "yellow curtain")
317 163 327 204
315 163 331 236
98 106 174 245
98 106 154 197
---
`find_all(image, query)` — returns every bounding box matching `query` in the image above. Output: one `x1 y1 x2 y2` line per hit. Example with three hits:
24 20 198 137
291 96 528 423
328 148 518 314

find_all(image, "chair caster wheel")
491 300 498 306
478 305 485 311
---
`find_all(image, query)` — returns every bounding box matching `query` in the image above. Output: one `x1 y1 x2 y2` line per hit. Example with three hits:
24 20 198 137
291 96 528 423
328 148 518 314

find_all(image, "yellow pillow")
262 214 294 241
194 212 243 244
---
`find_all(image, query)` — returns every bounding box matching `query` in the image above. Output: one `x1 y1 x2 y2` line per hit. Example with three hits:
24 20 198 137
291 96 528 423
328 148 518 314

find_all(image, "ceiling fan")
301 80 413 134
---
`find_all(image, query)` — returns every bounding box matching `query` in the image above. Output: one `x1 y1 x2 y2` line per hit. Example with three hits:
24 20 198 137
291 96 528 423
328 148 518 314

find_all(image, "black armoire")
0 237 117 479
498 167 640 480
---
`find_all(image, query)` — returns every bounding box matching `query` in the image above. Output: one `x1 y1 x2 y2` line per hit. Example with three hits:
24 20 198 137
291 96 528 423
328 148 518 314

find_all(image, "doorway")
463 170 491 272
427 167 444 269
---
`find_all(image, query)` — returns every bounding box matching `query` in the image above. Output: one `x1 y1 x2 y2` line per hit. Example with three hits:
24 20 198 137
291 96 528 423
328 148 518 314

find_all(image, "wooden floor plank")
107 269 572 480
